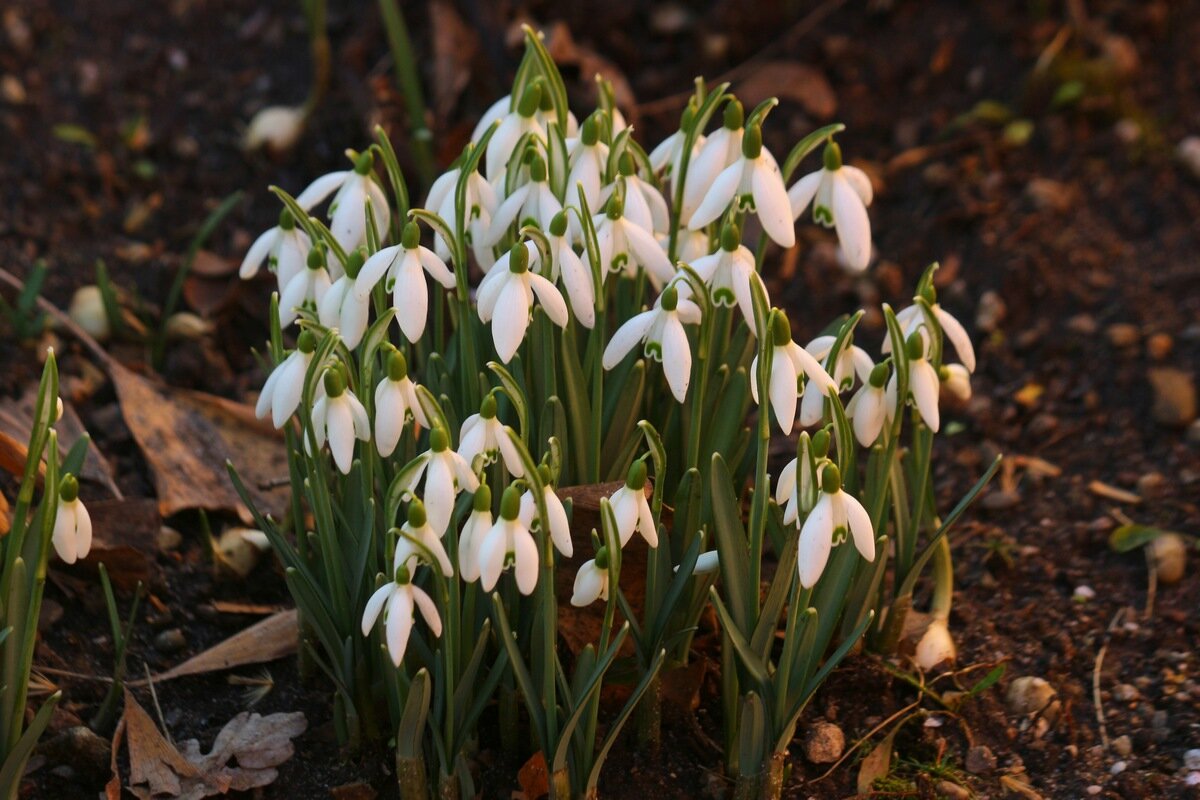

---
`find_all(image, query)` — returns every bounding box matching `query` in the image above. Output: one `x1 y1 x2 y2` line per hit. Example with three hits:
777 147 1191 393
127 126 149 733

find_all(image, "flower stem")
377 0 435 188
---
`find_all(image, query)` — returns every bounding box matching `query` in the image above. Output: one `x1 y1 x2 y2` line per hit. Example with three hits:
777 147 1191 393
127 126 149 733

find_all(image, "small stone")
1146 333 1173 360
1179 137 1200 180
1113 683 1140 702
1006 676 1059 720
976 290 1006 333
1026 177 1073 212
1110 760 1127 775
1073 585 1096 602
157 526 183 551
982 489 1021 511
1151 533 1188 584
154 628 187 653
1086 785 1102 796
1147 368 1197 427
802 721 845 764
1106 323 1140 348
0 74 24 104
1136 472 1167 498
1184 749 1200 771
1067 313 1098 335
1111 735 1132 757
965 745 996 775
935 780 970 800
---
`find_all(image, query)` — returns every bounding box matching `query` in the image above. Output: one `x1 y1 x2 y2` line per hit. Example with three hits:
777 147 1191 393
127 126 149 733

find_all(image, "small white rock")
1073 585 1096 602
1184 748 1200 771
1110 760 1127 775
67 285 111 341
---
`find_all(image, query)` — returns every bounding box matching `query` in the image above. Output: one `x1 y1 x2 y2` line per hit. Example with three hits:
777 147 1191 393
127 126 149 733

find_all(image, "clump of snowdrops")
231 27 998 800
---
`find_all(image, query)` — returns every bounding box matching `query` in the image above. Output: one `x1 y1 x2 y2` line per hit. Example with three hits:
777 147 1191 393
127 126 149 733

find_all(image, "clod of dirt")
1112 735 1133 757
1147 368 1197 427
1005 676 1059 721
965 745 997 775
1150 532 1188 584
802 721 845 764
37 725 112 783
1106 323 1140 348
155 628 188 653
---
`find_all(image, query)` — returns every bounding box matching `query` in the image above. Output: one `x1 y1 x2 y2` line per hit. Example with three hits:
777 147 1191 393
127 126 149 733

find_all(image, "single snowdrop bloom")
517 465 573 558
797 465 875 588
239 209 311 290
457 485 493 582
647 100 702 186
374 350 428 457
566 113 609 212
941 363 972 401
599 153 669 235
279 246 332 327
542 211 595 328
887 331 942 432
355 222 456 343
799 334 875 427
457 393 525 476
256 329 317 428
775 430 830 525
682 99 744 220
424 165 498 267
788 141 873 271
691 224 758 334
317 250 370 348
477 485 540 595
401 427 480 535
603 283 700 402
310 368 370 475
485 81 546 181
361 553 442 668
484 153 562 246
571 546 611 606
846 361 892 447
607 461 658 548
890 294 976 373
671 228 712 264
295 150 389 252
393 499 455 578
750 311 838 435
589 192 675 289
51 474 92 565
476 242 569 363
688 122 795 248
471 94 511 144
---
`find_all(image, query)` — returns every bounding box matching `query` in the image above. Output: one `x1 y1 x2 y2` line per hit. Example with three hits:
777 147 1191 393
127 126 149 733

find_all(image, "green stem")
377 0 435 188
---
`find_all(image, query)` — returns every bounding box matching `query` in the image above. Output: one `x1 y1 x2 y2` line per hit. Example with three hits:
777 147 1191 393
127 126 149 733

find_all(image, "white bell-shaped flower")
647 101 703 187
517 466 572 558
255 330 317 428
374 350 429 457
602 283 700 403
886 331 942 432
457 485 493 582
599 153 669 236
477 485 540 595
310 368 370 475
424 165 498 267
355 222 456 344
398 427 480 536
541 211 595 328
607 461 658 548
671 228 712 265
799 335 875 427
890 298 976 373
788 141 873 271
588 190 676 289
471 94 512 143
775 430 830 525
484 153 562 247
690 223 758 334
361 553 442 667
279 246 333 328
457 393 525 476
485 82 547 181
750 311 838 435
846 361 892 447
566 113 609 212
239 209 312 291
51 475 92 564
295 151 390 252
393 498 455 578
941 363 972 401
798 464 875 588
317 251 370 349
688 123 795 248
682 100 744 220
476 242 569 363
571 547 611 606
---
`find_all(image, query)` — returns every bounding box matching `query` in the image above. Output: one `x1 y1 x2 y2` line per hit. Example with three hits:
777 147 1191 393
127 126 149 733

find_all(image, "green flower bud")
594 546 610 569
279 209 295 231
430 426 449 452
723 99 744 131
499 485 522 520
509 243 529 274
354 150 374 175
720 223 741 252
618 152 635 177
812 428 831 458
306 246 325 270
581 114 600 146
58 474 79 503
473 483 492 512
530 153 547 182
770 310 792 347
402 221 421 249
822 141 842 172
626 459 648 490
480 393 498 419
394 561 412 584
407 499 427 528
741 124 763 159
869 361 890 388
549 210 569 237
606 193 625 220
387 349 408 381
517 81 543 117
905 331 925 361
323 368 346 398
660 285 679 312
537 464 552 485
297 329 318 354
344 249 365 278
821 464 841 494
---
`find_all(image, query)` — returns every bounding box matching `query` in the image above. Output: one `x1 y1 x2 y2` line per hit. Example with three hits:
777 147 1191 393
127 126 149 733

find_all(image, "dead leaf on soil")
0 492 9 536
138 609 298 684
1088 480 1141 505
517 751 549 800
0 389 122 497
430 0 479 122
856 726 898 793
738 61 837 119
74 497 162 587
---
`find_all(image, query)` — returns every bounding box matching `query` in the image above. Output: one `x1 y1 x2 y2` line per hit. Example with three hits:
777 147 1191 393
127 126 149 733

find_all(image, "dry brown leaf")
1088 480 1141 505
430 0 479 122
189 250 236 278
0 491 9 536
140 609 298 684
122 689 201 797
738 61 837 119
0 390 120 497
856 728 897 793
75 497 162 587
182 274 238 318
517 751 549 800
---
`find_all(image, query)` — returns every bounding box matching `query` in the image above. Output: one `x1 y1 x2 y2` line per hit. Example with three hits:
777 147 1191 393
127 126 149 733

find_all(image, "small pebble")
1179 136 1200 180
801 721 845 764
154 628 187 653
1110 760 1127 775
1111 735 1132 757
1006 676 1059 721
1151 533 1188 584
1146 332 1173 359
1147 367 1197 427
935 780 970 800
1184 748 1200 770
1106 323 1140 348
1113 683 1139 702
1073 585 1096 602
1086 785 1102 796
976 290 1006 333
965 745 997 775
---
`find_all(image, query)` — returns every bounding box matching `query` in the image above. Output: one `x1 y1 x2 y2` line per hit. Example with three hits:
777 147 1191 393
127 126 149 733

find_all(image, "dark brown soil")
2 0 1198 798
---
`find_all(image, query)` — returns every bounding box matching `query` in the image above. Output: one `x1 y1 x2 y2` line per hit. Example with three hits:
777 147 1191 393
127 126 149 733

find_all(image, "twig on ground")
1093 608 1125 752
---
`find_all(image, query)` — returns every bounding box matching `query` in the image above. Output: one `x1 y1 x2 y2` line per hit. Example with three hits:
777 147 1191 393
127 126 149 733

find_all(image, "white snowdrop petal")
660 317 692 402
411 586 443 637
624 221 676 287
239 228 276 279
752 159 796 248
362 583 395 635
513 527 540 595
936 306 976 373
911 360 942 432
528 273 570 328
636 495 659 548
797 494 834 588
842 491 876 562
52 504 77 564
546 491 573 557
326 399 357 474
295 171 350 210
492 277 531 363
788 171 822 220
355 246 399 300
496 428 527 477
385 589 415 666
831 174 872 271
558 246 595 328
841 165 874 206
571 562 604 607
688 160 742 230
395 259 430 343
768 351 799 435
603 310 656 369
776 458 797 506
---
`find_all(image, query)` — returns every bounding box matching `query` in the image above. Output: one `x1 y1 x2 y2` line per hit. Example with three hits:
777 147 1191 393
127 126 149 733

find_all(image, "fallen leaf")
0 492 9 536
430 0 479 122
517 751 549 800
182 274 238 318
73 497 162 587
1088 480 1141 505
0 390 121 497
122 689 201 797
999 772 1044 800
856 727 898 793
210 600 287 615
738 61 837 119
189 250 236 278
140 609 298 684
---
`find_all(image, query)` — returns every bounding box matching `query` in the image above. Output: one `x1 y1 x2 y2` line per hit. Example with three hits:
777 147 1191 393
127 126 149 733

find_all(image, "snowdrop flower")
691 224 757 334
599 153 669 235
672 228 712 264
424 165 498 267
541 211 595 327
750 312 838 435
471 94 511 144
682 100 743 220
393 499 455 578
239 209 311 290
457 485 493 582
602 283 700 403
485 82 546 181
256 330 317 428
846 361 892 447
797 465 875 588
941 363 972 401
588 192 675 289
51 474 92 565
243 105 307 155
688 123 795 248
517 465 572 558
355 222 456 343
279 246 332 327
571 546 611 606
647 100 702 186
477 485 539 595
887 331 942 432
566 113 609 212
890 296 976 373
477 242 569 363
775 430 829 525
484 153 562 246
457 393 525 476
311 368 370 475
401 427 480 535
374 350 429 457
607 461 658 548
788 141 872 271
361 554 442 667
295 151 390 252
317 251 370 348
799 335 875 427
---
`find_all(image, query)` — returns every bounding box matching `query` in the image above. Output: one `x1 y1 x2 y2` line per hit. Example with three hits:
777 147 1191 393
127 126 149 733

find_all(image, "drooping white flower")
845 361 892 447
279 246 333 328
647 100 703 187
682 99 743 220
886 331 942 432
471 94 511 144
51 475 92 564
374 350 429 457
541 211 595 328
361 552 442 668
255 330 317 428
398 427 480 535
484 153 562 247
477 485 540 595
607 461 658 548
457 393 525 476
941 363 972 401
477 242 569 363
295 151 390 252
788 141 873 271
424 165 498 267
775 430 830 525
457 485 493 582
799 335 875 427
485 82 546 181
690 223 758 334
243 105 307 155
355 222 456 343
310 368 370 474
571 548 611 606
566 113 609 212
797 464 875 588
671 228 712 264
750 311 838 435
890 300 976 373
393 498 455 578
602 282 700 403
588 190 676 289
317 252 370 349
239 209 312 291
599 153 669 236
688 123 795 248
517 466 572 558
